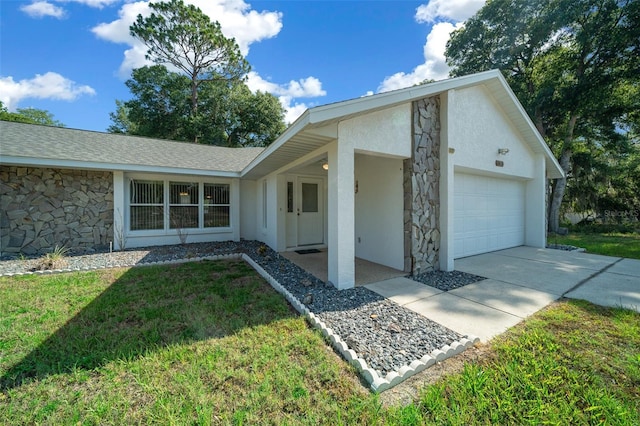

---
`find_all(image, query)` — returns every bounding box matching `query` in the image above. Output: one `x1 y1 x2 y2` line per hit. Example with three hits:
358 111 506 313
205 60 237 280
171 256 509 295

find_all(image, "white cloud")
281 102 309 125
378 21 461 92
246 72 325 98
246 72 327 124
415 0 485 23
20 0 120 18
377 1 485 92
0 72 96 110
59 0 120 8
92 0 283 78
20 1 65 18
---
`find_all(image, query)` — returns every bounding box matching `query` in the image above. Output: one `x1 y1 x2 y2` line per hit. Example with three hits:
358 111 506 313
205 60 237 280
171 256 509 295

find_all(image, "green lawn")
386 300 640 424
550 231 640 259
1 260 639 424
0 261 379 424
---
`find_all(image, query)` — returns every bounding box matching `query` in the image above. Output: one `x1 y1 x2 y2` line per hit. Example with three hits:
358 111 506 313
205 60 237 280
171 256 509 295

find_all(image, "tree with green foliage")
446 0 640 232
109 65 285 147
0 101 65 127
130 0 249 143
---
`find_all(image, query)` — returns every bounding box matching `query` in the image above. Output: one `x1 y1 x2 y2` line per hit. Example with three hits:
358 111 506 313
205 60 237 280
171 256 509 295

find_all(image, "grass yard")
550 231 640 259
1 260 639 424
0 261 379 424
386 300 640 424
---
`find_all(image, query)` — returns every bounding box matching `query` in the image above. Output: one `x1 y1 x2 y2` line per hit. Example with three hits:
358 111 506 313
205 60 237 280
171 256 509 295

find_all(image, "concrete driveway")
366 246 640 342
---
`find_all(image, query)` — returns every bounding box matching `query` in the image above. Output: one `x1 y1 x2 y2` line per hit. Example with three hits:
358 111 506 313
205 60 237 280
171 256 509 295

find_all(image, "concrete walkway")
365 247 640 342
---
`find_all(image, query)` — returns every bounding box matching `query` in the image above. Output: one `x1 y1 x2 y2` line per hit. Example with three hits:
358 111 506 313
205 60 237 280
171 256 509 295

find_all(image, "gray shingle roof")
0 121 264 174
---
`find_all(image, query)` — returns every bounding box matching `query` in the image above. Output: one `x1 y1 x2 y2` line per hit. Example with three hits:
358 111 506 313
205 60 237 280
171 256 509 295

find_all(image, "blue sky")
0 0 485 132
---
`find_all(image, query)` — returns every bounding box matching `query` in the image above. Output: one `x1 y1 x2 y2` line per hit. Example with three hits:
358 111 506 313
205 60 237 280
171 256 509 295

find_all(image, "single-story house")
1 69 563 289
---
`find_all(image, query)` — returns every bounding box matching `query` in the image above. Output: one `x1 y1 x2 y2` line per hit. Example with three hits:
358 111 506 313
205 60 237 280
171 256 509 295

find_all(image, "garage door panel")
454 173 525 258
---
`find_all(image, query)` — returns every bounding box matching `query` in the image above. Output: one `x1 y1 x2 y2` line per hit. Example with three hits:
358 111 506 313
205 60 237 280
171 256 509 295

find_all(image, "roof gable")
242 70 564 179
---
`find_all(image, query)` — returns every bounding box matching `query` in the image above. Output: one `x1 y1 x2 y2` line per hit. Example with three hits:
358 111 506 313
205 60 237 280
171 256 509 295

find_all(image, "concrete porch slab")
455 252 598 295
448 279 559 318
365 277 442 306
281 249 405 286
403 292 522 342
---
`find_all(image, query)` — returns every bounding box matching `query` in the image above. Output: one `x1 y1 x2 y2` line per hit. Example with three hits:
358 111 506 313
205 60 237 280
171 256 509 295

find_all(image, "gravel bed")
546 243 585 252
410 270 486 292
0 240 463 378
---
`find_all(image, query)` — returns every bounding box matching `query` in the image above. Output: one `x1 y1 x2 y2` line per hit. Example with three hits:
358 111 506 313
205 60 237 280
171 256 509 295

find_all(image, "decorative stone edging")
0 252 479 393
242 254 479 393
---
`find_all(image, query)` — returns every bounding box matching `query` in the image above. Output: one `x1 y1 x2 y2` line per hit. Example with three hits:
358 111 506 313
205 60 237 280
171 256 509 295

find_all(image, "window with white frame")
130 180 164 231
129 178 230 231
169 181 198 229
204 183 230 228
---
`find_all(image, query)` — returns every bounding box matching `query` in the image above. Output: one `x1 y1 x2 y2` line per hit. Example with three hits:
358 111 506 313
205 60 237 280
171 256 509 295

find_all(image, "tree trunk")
547 114 578 233
548 148 572 233
191 77 199 143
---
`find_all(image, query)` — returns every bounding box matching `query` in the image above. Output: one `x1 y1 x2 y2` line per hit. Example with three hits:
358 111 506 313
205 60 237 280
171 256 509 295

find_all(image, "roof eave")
1 156 242 178
240 110 313 178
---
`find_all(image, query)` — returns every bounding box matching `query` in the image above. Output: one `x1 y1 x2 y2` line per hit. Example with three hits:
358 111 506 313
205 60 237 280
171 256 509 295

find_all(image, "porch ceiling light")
498 148 510 155
322 161 329 170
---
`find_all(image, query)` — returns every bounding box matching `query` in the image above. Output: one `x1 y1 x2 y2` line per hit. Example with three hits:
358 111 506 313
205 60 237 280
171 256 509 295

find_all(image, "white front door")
297 178 324 246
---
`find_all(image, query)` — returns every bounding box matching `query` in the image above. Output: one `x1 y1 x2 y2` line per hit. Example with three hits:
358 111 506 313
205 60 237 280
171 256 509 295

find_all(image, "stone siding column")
404 96 441 274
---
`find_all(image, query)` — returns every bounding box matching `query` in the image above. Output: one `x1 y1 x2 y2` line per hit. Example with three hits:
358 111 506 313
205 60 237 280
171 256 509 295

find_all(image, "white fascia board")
1 156 241 178
307 70 504 125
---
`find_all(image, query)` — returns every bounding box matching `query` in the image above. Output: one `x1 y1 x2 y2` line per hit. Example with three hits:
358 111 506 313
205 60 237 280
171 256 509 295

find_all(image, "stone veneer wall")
404 96 441 274
0 166 114 256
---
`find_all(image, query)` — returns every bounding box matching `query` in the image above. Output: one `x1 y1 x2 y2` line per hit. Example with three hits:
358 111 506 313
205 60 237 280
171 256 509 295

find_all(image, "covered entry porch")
281 248 406 286
275 143 409 289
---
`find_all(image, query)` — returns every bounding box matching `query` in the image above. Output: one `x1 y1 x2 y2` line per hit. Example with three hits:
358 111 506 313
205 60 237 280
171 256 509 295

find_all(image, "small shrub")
258 244 267 256
35 245 69 271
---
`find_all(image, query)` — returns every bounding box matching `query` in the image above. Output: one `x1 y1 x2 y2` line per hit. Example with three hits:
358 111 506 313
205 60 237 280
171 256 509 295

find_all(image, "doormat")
295 249 321 255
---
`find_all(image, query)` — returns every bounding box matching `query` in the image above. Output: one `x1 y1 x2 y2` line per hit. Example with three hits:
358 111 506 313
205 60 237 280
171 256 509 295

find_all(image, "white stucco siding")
354 154 404 270
448 86 536 179
256 174 280 250
339 104 411 158
239 179 257 240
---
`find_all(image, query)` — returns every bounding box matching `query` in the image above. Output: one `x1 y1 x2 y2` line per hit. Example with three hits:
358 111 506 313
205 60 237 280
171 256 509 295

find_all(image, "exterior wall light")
322 162 329 170
498 148 510 155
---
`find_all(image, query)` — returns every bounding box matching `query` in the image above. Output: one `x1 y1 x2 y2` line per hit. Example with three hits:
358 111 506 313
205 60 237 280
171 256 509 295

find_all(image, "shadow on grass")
1 260 295 391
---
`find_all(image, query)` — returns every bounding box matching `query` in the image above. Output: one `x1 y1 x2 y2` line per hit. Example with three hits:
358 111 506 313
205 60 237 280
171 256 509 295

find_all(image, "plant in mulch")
34 245 69 271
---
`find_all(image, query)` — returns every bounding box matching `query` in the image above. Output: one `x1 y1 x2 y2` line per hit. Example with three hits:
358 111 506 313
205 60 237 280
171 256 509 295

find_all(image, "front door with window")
297 178 324 246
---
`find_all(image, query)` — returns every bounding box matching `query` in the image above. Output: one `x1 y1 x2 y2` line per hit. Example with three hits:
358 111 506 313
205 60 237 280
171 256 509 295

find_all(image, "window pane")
204 183 229 205
287 182 293 213
204 206 230 228
131 180 163 204
131 206 164 230
170 182 198 205
302 183 318 213
170 206 198 229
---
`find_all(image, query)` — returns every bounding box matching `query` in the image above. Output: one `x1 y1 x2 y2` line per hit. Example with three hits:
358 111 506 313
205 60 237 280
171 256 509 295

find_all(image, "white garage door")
454 173 525 258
